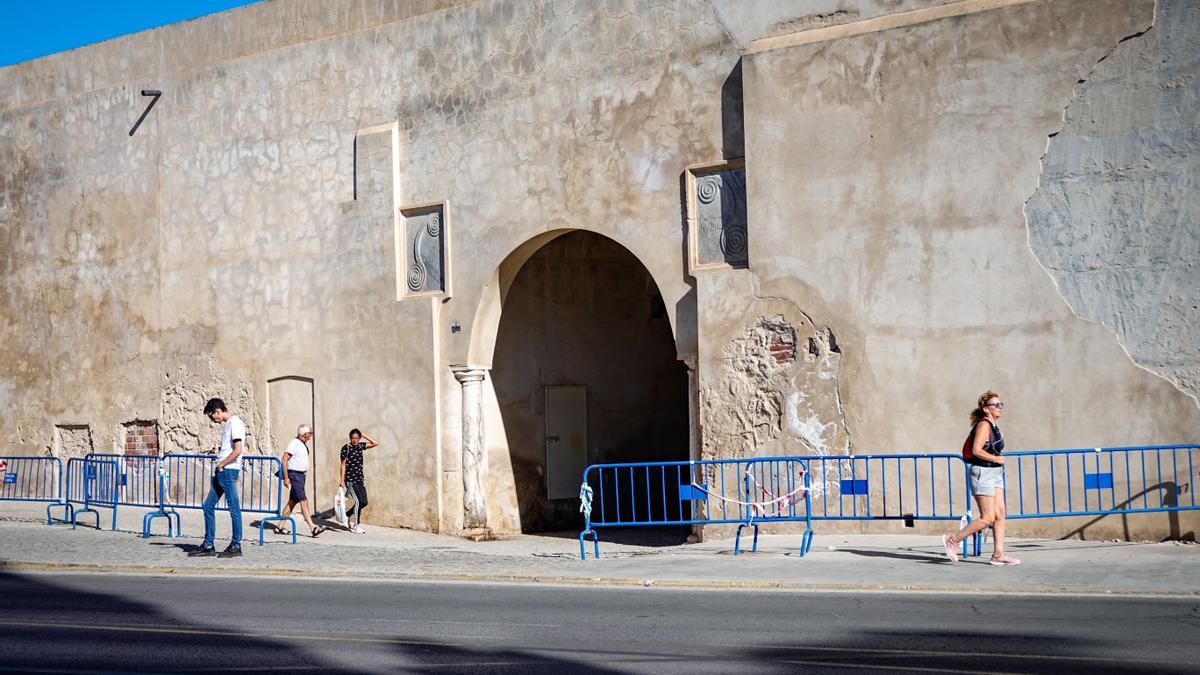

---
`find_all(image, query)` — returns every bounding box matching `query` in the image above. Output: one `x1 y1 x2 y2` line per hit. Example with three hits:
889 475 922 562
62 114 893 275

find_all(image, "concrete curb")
4 560 1198 597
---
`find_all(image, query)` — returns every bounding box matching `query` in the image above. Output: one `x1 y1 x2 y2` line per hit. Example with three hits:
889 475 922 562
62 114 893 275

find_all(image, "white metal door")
545 385 587 500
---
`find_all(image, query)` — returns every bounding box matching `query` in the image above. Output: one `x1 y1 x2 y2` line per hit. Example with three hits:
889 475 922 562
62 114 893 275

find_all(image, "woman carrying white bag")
339 428 378 534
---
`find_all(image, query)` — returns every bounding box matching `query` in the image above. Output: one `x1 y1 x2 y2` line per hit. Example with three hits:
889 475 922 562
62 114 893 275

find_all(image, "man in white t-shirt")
276 424 324 537
189 398 245 558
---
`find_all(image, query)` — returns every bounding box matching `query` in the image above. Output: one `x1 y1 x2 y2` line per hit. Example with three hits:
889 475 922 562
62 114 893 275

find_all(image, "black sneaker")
217 544 243 558
188 545 217 557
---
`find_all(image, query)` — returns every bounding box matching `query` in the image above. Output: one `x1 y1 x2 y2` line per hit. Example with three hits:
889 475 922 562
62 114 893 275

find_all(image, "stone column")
681 353 704 542
452 366 488 530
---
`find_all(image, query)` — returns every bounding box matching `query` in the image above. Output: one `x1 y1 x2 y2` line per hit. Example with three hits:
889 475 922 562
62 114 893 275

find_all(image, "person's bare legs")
276 499 299 534
992 488 1007 556
297 499 317 531
948 494 995 545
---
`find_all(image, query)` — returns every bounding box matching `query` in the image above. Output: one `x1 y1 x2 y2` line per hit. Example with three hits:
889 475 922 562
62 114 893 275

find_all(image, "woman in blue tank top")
942 391 1020 565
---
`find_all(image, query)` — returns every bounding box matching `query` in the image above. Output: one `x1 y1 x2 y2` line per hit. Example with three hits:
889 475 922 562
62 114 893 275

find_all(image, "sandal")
311 525 326 537
273 526 290 536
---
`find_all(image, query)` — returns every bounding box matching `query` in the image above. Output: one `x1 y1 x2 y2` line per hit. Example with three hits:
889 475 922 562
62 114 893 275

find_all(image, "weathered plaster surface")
1026 0 1200 404
701 314 849 465
742 0 1199 537
1 0 1196 540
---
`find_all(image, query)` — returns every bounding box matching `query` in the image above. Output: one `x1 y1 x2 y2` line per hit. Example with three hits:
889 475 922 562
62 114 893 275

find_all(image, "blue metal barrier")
0 456 63 506
52 453 296 545
48 457 85 524
69 454 179 537
577 446 1198 561
159 453 296 545
578 457 812 560
993 444 1200 556
69 457 121 531
806 453 973 558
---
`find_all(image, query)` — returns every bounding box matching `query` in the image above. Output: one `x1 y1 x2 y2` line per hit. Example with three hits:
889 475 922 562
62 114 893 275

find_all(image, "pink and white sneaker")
990 553 1021 565
942 534 959 563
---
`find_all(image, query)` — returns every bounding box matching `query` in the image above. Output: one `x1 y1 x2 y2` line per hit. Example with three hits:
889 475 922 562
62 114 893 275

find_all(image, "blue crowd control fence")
805 453 973 558
986 444 1200 555
1 456 65 526
158 453 296 545
578 457 812 560
0 456 63 504
52 453 296 545
48 457 85 524
577 446 1198 561
65 454 179 536
64 456 122 531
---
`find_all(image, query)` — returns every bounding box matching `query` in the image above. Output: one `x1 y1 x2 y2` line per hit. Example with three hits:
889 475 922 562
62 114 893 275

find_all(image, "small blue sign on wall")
3 472 16 484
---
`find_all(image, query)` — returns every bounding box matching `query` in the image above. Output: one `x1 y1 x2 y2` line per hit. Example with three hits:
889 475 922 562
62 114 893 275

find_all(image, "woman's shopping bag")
334 487 348 527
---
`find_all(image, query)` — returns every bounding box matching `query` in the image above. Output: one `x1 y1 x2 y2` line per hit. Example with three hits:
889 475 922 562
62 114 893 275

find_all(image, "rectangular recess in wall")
54 424 93 457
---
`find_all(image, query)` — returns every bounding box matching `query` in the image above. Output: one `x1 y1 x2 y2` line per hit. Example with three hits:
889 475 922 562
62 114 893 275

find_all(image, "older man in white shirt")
277 424 325 537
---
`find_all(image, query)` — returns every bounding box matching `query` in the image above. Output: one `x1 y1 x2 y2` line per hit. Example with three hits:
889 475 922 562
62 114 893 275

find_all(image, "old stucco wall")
1 1 945 533
741 0 1199 538
2 0 1194 539
1026 0 1200 405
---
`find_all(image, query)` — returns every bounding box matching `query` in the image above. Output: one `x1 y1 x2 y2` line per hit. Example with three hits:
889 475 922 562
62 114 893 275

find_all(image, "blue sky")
0 1 263 68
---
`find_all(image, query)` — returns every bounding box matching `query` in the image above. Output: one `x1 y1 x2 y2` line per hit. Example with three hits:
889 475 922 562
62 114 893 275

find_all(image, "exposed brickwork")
754 325 797 365
123 420 159 455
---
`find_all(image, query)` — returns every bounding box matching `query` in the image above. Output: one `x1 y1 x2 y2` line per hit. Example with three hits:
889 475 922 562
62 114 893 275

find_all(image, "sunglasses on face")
986 402 1005 409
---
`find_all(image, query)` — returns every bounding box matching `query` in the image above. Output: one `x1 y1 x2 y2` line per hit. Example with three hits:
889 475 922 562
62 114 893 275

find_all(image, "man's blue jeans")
202 468 242 547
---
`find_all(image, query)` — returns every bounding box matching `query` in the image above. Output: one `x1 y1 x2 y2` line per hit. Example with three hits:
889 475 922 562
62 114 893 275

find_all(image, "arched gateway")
464 230 691 533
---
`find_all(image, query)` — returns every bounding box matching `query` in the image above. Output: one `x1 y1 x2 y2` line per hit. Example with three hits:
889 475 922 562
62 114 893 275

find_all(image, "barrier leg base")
143 508 180 538
800 529 814 556
734 523 759 555
579 529 600 560
72 507 99 530
47 502 73 525
259 516 298 545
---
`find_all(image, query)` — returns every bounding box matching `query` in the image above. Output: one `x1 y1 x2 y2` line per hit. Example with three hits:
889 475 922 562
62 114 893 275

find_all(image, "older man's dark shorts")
287 470 308 502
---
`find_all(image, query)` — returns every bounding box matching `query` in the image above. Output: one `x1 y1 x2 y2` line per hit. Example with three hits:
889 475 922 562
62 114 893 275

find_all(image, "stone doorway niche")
490 231 689 533
267 376 317 506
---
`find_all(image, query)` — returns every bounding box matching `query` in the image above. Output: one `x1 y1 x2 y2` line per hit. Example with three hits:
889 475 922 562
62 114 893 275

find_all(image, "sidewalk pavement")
1 502 1197 595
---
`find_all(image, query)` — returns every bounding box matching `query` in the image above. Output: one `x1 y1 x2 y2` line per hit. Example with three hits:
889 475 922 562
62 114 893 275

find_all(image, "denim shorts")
968 465 1005 496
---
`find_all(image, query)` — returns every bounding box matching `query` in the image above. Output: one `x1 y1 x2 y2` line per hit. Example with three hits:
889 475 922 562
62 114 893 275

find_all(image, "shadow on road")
736 629 1196 674
0 573 623 673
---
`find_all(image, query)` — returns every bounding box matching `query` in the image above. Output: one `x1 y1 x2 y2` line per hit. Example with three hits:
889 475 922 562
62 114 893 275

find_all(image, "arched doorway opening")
490 231 689 532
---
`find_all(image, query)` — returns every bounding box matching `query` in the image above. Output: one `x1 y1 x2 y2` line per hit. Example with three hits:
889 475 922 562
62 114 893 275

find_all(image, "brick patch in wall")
123 420 160 455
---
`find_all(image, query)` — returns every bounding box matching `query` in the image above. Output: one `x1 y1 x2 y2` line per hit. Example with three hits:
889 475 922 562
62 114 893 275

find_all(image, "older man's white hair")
297 424 312 437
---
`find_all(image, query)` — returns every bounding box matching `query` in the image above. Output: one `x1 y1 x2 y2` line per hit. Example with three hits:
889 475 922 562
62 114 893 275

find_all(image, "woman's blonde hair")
969 390 1001 425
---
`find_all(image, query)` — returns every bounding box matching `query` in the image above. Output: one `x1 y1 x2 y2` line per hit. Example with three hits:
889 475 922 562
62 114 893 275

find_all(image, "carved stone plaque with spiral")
690 164 748 270
402 204 446 295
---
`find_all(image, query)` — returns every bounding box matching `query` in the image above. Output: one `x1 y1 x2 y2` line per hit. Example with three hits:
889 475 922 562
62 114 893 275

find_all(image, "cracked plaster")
1026 0 1200 406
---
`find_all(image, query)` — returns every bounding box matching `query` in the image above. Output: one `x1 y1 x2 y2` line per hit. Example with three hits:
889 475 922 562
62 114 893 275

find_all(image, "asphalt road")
1 572 1198 674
